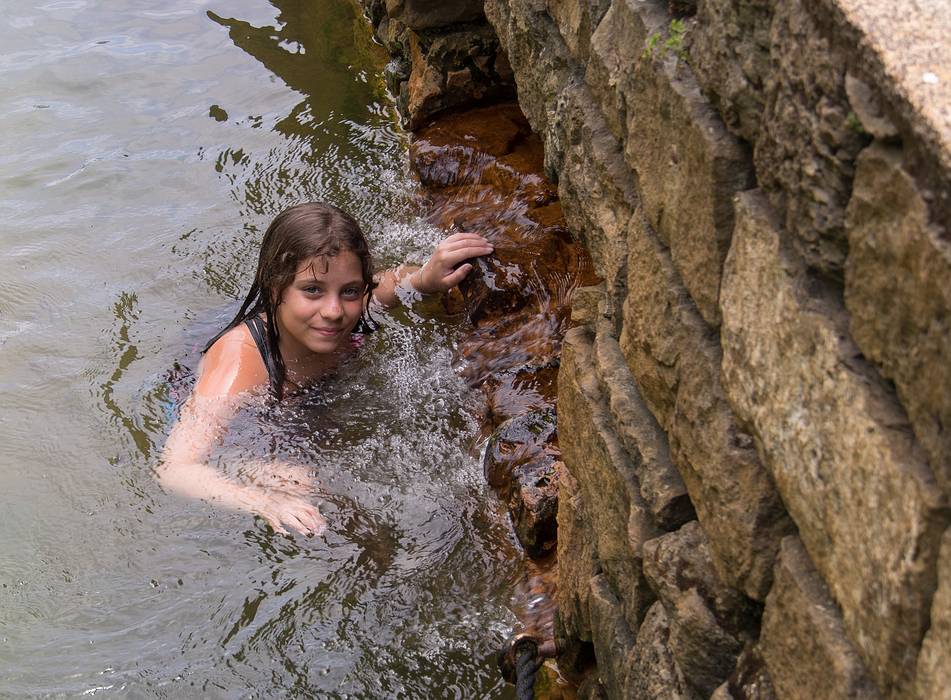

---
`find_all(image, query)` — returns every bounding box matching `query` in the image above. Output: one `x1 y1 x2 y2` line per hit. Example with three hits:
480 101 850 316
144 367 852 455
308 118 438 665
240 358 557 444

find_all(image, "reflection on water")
0 1 517 696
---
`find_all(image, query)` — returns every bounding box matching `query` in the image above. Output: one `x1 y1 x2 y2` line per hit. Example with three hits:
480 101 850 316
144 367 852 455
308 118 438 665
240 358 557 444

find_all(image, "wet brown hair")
205 202 376 398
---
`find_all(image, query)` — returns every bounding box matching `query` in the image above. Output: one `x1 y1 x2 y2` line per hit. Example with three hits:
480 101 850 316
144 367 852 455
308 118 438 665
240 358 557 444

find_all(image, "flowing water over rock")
0 2 527 695
406 104 598 691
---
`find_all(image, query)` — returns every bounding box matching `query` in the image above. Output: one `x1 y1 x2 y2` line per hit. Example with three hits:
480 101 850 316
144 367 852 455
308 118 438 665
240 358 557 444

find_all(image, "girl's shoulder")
195 323 270 399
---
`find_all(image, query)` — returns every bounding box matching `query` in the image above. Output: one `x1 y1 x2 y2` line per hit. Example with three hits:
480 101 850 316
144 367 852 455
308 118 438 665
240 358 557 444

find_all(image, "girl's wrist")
409 266 433 295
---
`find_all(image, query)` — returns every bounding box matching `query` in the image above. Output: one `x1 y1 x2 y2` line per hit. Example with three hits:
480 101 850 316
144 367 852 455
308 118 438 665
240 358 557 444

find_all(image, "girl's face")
275 251 366 361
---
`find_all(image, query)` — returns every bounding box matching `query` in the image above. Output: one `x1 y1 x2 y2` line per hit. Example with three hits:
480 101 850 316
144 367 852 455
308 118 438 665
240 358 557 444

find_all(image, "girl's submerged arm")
371 231 493 308
156 329 326 536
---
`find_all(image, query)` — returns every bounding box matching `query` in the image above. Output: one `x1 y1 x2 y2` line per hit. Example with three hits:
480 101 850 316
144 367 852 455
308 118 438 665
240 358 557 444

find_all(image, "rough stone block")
553 83 638 323
620 207 792 600
720 189 949 696
556 466 599 643
711 643 777 700
547 0 610 64
587 0 753 327
759 537 882 700
845 142 951 499
588 575 637 700
484 0 576 139
916 529 951 700
560 326 658 633
625 601 698 700
643 521 759 697
753 0 868 277
593 324 693 531
688 0 773 144
402 24 512 129
585 0 641 142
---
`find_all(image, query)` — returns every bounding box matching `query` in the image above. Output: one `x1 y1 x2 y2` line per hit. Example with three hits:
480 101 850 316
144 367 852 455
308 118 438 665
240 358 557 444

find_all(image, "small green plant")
643 18 688 61
643 31 663 59
845 111 869 136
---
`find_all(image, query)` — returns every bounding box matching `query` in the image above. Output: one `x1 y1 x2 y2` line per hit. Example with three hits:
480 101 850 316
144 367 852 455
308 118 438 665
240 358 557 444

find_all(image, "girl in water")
157 202 493 537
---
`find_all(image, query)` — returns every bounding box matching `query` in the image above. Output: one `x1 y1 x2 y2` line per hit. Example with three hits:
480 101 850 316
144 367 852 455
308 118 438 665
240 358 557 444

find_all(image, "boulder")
587 0 753 326
753 0 868 277
555 467 599 643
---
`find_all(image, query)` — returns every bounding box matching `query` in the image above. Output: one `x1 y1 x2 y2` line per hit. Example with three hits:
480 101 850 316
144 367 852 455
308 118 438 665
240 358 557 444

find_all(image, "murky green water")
0 2 519 696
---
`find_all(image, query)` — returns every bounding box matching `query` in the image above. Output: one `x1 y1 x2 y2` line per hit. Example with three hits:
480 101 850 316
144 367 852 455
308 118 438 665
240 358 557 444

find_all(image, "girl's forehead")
294 251 362 279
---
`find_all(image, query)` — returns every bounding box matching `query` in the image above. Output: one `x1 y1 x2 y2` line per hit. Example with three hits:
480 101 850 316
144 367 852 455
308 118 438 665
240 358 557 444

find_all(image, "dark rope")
514 639 541 700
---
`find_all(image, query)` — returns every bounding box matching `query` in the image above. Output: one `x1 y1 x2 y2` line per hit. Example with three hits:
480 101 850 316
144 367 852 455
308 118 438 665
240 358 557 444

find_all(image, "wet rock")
845 143 951 499
457 308 565 387
512 552 559 642
643 521 760 697
720 189 948 696
412 102 528 170
916 529 951 700
508 456 561 558
482 360 559 426
759 537 882 700
390 23 515 129
710 643 777 700
626 601 697 700
620 206 792 601
483 409 560 557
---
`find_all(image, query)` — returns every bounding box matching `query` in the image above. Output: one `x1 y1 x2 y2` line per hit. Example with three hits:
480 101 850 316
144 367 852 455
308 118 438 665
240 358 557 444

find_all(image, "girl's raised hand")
413 232 494 294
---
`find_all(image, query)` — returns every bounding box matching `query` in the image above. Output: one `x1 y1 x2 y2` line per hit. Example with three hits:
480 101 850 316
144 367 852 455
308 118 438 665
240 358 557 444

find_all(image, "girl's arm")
372 231 493 308
156 329 326 536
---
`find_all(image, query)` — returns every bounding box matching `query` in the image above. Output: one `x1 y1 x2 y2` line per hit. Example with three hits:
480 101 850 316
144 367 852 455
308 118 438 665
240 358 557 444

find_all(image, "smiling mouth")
312 327 343 336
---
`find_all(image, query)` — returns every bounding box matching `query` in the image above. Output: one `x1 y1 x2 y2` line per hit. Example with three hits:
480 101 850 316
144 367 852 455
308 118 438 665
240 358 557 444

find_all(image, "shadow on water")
207 0 388 141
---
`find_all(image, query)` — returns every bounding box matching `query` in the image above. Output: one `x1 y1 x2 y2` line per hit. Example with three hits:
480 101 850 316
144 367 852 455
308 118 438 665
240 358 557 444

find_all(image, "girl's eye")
304 286 322 295
342 287 361 300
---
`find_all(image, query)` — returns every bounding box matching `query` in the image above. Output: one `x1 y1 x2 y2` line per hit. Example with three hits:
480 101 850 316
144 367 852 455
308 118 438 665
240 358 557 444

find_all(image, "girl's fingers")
438 245 493 268
442 263 473 288
442 231 489 244
264 513 289 536
440 238 493 254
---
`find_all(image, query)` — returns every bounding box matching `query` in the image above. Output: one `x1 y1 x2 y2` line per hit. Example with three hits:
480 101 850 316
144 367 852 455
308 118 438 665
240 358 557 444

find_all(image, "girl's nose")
323 296 344 320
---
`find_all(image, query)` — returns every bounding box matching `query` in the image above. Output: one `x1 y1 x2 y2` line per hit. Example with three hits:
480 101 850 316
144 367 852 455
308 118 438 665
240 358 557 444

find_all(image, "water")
0 2 520 696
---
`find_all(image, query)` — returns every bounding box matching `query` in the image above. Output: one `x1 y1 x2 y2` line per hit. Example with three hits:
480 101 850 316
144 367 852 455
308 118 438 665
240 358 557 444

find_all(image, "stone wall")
482 0 951 697
356 0 951 697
